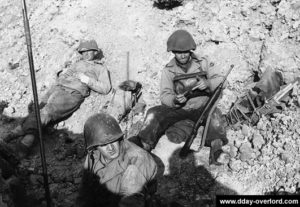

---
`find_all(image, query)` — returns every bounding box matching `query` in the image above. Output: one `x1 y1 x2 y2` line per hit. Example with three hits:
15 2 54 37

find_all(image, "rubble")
0 0 300 206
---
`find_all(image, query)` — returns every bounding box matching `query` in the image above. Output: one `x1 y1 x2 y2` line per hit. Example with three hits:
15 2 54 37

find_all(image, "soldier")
13 40 112 158
134 30 229 164
75 113 157 207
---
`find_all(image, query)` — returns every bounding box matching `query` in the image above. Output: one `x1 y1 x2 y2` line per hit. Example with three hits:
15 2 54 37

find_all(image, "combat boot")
16 134 34 159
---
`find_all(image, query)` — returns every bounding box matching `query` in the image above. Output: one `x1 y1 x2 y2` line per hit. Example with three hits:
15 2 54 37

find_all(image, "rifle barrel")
179 64 234 158
21 0 51 206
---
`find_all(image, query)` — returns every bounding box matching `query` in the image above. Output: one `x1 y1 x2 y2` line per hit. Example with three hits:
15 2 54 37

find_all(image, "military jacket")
84 140 157 196
160 53 223 110
57 60 111 97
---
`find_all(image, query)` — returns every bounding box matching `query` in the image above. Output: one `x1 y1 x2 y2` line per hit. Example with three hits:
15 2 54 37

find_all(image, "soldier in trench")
131 29 229 164
10 40 112 158
75 113 157 207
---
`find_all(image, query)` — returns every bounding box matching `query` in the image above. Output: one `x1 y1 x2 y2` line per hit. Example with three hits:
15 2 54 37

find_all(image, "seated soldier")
75 113 157 207
134 29 229 164
11 40 112 158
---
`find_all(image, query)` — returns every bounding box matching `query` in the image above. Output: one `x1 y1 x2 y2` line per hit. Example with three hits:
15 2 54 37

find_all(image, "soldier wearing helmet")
133 30 229 165
11 40 112 159
75 113 157 207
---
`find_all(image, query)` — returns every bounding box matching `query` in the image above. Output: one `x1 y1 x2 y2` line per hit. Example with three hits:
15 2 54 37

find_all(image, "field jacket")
57 60 111 97
160 53 223 110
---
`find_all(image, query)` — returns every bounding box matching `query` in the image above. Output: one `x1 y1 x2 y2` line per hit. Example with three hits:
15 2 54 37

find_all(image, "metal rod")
21 0 51 206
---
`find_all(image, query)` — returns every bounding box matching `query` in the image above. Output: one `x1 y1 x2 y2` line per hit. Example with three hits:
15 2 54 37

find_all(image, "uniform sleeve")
201 57 224 92
120 152 157 196
86 65 112 94
160 68 177 107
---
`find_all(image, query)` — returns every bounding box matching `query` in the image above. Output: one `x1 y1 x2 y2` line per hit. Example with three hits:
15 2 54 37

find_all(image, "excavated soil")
1 0 300 206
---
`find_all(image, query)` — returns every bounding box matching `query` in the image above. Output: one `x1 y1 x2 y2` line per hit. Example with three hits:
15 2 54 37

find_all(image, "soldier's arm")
160 69 178 107
201 57 224 92
86 65 112 95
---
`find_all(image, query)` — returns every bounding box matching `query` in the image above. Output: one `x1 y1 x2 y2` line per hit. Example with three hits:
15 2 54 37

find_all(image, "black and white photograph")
0 0 300 206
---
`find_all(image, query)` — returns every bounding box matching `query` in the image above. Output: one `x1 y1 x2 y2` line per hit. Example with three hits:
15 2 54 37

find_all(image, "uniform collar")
166 53 201 74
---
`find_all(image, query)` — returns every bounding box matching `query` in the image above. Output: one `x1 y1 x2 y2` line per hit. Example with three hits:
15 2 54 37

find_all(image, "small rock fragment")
280 152 293 164
252 132 265 150
229 159 242 172
242 124 250 137
239 142 253 162
2 106 15 117
8 62 19 70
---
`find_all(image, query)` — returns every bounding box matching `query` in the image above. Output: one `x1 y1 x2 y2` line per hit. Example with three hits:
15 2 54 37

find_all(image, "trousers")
22 85 84 135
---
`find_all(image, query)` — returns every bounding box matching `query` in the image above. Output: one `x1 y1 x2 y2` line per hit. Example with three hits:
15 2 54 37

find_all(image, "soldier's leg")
19 87 84 158
41 87 84 122
138 105 191 151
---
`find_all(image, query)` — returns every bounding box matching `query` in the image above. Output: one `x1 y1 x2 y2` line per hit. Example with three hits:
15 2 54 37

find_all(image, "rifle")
21 0 51 206
227 78 299 126
179 65 234 158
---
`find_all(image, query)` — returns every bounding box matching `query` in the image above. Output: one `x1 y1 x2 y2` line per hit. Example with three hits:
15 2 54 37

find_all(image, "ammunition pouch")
173 71 208 99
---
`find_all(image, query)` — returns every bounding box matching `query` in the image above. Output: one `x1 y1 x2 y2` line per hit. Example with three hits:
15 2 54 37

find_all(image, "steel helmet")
77 40 100 54
84 113 123 150
167 30 196 52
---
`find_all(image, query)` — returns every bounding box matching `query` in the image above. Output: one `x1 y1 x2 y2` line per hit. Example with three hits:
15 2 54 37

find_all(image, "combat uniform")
138 53 225 149
75 113 158 207
84 140 157 206
22 60 111 135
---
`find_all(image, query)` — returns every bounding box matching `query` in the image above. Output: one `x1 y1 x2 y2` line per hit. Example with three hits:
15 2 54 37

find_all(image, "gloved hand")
119 80 142 93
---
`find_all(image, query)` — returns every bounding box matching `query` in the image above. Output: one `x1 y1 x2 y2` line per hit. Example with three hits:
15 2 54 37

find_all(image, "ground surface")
1 0 300 206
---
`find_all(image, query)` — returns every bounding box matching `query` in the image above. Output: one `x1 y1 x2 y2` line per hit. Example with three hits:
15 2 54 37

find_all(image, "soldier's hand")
174 94 187 104
195 79 208 90
78 73 89 84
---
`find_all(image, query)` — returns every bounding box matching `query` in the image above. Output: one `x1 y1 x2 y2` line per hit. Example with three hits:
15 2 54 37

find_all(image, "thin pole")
21 0 51 206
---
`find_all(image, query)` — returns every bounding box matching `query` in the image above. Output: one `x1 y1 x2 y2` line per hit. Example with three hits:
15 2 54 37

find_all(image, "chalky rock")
229 159 242 172
280 152 293 164
252 132 265 150
241 124 250 137
239 142 253 162
2 106 15 117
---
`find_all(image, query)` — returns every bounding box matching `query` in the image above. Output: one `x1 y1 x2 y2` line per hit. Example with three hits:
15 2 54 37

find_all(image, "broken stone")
229 144 238 158
234 138 244 148
8 62 19 70
280 152 293 164
239 142 253 162
241 124 250 137
252 132 265 150
2 106 15 117
229 159 242 172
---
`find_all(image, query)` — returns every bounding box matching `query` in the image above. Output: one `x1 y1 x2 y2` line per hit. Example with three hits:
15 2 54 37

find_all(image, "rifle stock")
179 65 234 158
